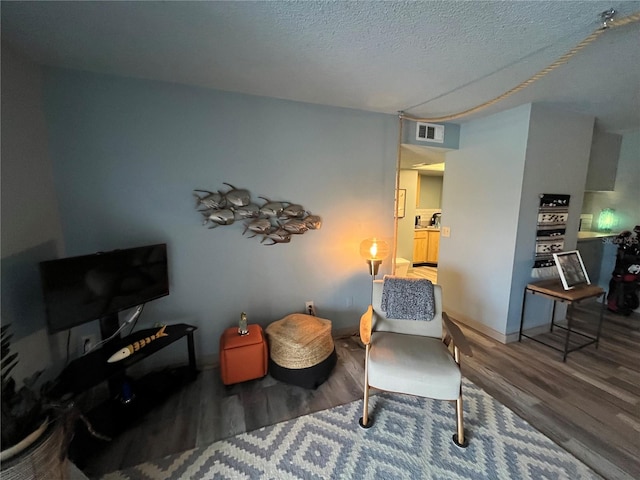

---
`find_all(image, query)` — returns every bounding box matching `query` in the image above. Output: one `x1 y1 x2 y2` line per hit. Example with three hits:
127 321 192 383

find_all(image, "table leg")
519 288 528 342
595 292 606 349
562 302 574 362
550 300 557 333
187 331 197 373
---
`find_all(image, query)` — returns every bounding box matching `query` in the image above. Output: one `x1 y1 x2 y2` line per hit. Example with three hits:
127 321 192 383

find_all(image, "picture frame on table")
553 250 591 290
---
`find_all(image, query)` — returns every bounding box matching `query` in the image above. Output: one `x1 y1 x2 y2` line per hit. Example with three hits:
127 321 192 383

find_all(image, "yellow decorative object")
107 325 168 363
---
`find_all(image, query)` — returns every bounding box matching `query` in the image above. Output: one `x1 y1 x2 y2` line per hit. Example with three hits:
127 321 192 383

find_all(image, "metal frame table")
519 279 606 361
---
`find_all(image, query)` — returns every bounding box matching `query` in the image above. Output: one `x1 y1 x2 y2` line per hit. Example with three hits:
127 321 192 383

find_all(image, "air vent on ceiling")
416 122 444 143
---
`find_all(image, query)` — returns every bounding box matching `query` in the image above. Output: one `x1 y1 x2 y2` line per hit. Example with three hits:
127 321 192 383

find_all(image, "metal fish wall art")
193 183 321 245
222 183 251 207
194 190 226 210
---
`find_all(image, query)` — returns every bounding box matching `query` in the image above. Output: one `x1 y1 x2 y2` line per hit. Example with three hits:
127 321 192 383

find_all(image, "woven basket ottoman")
265 313 337 389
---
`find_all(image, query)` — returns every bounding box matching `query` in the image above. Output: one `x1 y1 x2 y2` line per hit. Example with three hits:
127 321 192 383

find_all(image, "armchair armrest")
359 305 373 345
443 312 472 357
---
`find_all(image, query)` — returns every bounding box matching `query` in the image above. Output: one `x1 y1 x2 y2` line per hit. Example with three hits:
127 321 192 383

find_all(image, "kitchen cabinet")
427 230 440 263
585 128 622 191
413 231 428 263
413 229 440 265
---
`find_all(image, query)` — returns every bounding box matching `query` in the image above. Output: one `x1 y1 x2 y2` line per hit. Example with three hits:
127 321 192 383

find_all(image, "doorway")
396 144 446 280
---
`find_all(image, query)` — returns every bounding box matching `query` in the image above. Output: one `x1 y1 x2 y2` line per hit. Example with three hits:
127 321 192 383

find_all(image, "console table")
519 280 605 361
49 323 198 398
49 324 198 466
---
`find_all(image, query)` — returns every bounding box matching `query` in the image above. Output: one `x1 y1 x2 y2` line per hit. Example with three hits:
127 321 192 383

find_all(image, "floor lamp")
360 238 390 303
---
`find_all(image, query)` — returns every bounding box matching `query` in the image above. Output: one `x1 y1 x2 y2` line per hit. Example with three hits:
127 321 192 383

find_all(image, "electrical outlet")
305 301 316 316
80 335 97 355
442 226 451 237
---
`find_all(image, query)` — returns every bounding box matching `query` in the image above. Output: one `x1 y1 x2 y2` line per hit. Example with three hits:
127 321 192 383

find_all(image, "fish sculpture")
107 326 168 363
259 197 288 217
303 214 322 230
282 204 307 218
222 183 251 207
233 203 261 219
193 184 321 245
261 228 292 245
281 218 308 234
202 208 235 228
193 190 226 210
243 218 272 237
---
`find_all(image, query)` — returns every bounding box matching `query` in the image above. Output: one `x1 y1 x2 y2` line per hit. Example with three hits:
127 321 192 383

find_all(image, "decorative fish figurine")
259 197 288 217
107 326 168 363
193 190 226 210
281 218 308 234
233 203 261 219
202 208 235 228
282 204 307 218
261 228 292 245
223 183 251 207
243 218 272 237
303 214 322 230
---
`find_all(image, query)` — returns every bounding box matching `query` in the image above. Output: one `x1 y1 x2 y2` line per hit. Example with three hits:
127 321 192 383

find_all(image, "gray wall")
39 67 397 365
509 104 594 335
439 104 531 339
419 175 443 208
440 104 594 341
0 45 67 382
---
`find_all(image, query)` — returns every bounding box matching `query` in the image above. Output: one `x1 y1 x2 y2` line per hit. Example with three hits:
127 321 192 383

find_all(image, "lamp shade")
359 238 390 261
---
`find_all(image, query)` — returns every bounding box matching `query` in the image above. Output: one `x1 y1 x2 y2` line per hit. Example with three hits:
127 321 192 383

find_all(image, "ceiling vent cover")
416 122 444 143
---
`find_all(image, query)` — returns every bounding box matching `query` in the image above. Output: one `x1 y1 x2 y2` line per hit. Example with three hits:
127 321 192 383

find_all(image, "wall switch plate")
442 226 451 237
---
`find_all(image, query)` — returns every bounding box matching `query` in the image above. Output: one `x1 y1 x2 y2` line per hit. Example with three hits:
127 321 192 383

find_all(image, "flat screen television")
39 244 169 337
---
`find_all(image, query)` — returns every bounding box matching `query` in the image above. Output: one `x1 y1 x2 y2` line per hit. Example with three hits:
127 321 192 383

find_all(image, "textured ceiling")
2 1 639 132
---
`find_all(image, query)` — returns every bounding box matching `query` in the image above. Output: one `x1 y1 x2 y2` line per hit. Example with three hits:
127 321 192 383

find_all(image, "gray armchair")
358 280 473 447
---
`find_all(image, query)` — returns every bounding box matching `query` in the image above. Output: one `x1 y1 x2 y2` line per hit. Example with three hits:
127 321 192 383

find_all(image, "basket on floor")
0 421 68 480
266 313 337 388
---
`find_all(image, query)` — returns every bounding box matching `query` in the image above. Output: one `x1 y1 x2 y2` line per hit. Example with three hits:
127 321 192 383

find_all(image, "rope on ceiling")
400 9 640 124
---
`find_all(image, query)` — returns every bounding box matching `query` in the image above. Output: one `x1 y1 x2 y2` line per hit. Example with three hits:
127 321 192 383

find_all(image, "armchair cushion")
368 332 461 400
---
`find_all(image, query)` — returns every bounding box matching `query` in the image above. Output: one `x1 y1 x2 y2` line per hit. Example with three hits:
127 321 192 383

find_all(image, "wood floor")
78 301 639 480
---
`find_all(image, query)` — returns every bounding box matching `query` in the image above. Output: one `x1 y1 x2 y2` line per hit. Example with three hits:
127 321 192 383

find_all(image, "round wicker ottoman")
265 313 337 389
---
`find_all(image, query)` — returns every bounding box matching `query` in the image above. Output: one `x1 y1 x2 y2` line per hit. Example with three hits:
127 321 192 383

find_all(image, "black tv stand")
50 323 198 399
49 324 198 468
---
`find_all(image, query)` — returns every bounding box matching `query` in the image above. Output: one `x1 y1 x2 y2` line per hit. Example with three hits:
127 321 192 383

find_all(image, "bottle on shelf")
238 312 249 336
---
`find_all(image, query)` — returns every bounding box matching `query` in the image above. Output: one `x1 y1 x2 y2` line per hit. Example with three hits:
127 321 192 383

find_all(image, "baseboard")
449 315 510 344
333 325 358 339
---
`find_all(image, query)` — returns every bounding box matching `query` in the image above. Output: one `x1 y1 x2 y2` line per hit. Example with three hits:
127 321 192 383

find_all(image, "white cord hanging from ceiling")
400 8 640 123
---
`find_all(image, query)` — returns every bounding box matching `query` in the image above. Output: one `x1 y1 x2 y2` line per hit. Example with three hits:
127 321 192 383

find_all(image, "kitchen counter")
415 227 440 231
577 231 619 241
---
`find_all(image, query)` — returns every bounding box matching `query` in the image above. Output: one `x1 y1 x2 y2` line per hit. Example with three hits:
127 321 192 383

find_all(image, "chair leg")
359 345 373 429
452 393 469 448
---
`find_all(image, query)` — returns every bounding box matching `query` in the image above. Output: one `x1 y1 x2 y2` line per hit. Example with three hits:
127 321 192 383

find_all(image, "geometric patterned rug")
101 378 601 480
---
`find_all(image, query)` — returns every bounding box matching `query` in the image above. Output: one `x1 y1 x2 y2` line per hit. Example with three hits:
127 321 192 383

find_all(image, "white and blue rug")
103 379 600 479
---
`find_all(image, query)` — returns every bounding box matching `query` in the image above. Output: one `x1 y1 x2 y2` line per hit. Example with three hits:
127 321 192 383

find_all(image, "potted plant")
1 324 110 479
1 324 50 458
0 324 73 479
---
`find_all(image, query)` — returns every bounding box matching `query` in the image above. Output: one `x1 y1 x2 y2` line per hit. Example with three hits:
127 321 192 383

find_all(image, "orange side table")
219 324 268 385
